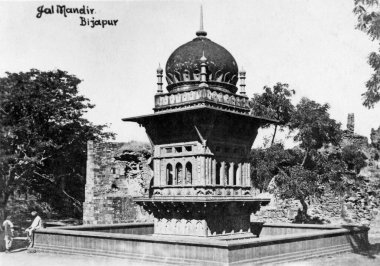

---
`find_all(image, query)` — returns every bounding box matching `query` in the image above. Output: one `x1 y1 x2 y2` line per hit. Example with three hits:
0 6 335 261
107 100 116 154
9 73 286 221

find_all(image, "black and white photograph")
0 0 380 265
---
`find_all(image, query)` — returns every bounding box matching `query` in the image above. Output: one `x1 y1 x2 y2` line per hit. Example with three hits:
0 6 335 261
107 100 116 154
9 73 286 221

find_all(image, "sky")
0 0 379 147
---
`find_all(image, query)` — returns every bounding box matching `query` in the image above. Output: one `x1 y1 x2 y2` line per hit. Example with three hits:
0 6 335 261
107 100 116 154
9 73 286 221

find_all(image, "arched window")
166 164 173 185
233 164 238 185
225 163 230 185
216 162 221 185
175 163 183 185
185 162 192 184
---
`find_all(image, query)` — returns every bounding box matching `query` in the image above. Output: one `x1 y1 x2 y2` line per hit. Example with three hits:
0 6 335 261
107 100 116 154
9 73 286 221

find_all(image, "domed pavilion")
123 8 277 238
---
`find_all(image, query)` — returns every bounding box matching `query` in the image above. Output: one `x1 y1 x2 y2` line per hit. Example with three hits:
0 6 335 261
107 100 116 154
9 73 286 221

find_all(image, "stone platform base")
33 222 369 265
137 198 263 237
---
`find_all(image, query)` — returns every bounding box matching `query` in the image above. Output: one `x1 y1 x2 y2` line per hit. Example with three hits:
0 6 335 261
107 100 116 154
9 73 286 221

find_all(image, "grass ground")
1 236 380 266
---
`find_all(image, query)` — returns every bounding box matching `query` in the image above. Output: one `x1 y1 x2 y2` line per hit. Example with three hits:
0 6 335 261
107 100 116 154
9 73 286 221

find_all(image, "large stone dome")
165 35 239 93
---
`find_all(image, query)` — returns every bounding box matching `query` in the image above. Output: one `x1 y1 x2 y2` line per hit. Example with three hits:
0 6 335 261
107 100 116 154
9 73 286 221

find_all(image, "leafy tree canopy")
250 144 302 193
0 69 114 220
251 83 295 145
289 98 342 156
354 0 380 108
251 97 350 220
342 145 367 173
273 148 348 220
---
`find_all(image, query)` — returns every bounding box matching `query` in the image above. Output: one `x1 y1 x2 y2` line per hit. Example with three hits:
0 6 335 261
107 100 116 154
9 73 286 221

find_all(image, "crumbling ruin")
83 141 152 224
255 113 380 227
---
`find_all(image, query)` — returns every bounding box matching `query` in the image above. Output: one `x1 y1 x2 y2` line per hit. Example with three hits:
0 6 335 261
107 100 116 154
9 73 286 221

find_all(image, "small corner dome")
165 36 239 92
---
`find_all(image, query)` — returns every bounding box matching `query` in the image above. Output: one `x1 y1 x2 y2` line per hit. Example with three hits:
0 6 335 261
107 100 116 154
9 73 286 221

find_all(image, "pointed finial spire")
196 5 207 37
157 63 163 73
200 51 207 62
199 51 208 87
239 67 246 95
200 5 204 31
156 63 163 93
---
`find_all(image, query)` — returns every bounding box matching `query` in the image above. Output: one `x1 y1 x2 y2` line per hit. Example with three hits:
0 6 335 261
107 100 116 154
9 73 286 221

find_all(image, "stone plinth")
33 222 370 265
135 198 266 237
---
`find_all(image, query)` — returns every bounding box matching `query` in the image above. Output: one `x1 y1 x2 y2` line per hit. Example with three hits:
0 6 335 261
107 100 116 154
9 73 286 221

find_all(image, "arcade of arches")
165 160 247 186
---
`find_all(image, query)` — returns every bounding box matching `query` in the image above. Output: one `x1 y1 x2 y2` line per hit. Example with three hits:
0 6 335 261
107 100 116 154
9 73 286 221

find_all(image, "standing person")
2 215 14 253
25 211 42 248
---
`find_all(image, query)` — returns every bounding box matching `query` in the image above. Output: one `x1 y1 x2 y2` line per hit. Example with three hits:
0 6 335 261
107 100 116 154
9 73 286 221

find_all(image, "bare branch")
62 189 82 211
33 171 54 183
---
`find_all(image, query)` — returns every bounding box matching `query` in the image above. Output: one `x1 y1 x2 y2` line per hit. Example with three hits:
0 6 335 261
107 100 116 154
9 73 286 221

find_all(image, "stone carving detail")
165 68 238 85
150 202 260 237
151 186 250 197
155 88 253 111
197 190 205 196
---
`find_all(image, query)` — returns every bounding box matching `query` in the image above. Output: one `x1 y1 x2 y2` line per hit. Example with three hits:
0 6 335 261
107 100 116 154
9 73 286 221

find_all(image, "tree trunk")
0 192 10 222
301 149 309 167
0 205 5 222
299 198 308 220
271 125 278 146
60 175 82 214
339 193 347 220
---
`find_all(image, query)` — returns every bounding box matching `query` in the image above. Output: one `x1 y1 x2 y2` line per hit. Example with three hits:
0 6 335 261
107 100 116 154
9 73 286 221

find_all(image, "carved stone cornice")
135 200 263 219
153 87 253 114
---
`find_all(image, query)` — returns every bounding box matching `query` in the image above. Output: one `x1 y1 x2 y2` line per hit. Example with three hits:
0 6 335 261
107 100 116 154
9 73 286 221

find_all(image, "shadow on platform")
343 225 380 259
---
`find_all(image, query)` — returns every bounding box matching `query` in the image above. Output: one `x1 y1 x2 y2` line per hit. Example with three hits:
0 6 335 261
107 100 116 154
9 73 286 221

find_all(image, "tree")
251 83 295 145
288 98 342 166
0 69 114 221
342 145 367 173
250 143 302 192
353 0 380 108
275 149 348 221
274 98 343 219
275 165 321 219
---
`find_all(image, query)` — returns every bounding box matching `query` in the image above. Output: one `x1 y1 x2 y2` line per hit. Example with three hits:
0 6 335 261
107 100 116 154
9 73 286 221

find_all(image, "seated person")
25 211 42 248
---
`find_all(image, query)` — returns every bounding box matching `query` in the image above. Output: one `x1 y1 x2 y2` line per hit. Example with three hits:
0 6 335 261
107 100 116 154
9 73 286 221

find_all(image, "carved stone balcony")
149 185 255 198
154 86 253 114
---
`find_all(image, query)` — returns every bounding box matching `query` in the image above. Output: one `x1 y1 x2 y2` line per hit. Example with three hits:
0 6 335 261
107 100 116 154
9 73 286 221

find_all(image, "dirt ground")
1 236 380 266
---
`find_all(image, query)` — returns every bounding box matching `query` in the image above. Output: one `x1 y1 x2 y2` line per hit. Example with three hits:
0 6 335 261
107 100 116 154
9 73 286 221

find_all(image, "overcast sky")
1 0 379 147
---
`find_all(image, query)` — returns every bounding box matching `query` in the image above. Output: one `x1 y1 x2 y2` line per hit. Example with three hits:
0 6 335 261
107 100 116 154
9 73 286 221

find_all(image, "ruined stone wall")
254 162 380 227
341 131 369 148
83 141 152 224
254 181 380 226
341 113 369 148
254 114 380 228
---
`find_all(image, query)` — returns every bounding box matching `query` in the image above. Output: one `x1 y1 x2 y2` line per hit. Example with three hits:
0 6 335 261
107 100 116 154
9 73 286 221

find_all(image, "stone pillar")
154 159 161 186
208 158 212 185
221 162 225 186
212 159 216 185
242 163 247 186
197 156 202 185
237 163 242 186
205 157 210 185
202 157 206 185
247 163 251 187
245 163 249 186
229 162 234 185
